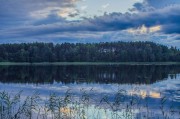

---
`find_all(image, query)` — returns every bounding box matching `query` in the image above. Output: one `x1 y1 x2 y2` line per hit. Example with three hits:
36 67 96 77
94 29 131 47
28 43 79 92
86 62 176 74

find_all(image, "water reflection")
0 65 179 118
0 65 180 84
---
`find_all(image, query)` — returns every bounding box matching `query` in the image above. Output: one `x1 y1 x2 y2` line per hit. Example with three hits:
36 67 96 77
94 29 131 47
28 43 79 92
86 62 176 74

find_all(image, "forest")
0 41 180 62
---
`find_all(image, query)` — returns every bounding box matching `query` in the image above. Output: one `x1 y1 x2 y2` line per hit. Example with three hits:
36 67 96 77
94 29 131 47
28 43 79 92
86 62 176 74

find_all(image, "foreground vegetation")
0 41 180 62
0 90 179 119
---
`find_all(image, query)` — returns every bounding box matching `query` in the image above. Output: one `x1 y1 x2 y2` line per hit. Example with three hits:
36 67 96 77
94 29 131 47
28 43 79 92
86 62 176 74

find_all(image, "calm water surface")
0 64 180 118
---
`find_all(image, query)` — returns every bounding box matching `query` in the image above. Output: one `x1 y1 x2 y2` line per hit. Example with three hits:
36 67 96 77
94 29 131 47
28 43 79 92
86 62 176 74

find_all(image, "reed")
0 90 179 119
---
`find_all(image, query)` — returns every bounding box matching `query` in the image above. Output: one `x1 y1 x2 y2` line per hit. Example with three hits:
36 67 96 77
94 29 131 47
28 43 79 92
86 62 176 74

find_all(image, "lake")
0 64 180 119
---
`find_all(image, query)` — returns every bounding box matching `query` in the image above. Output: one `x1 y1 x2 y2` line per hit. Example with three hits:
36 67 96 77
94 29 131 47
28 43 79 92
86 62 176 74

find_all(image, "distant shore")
0 62 180 66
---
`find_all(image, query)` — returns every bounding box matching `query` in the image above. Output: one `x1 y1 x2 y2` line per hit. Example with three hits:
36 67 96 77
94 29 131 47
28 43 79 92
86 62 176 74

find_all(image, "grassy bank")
0 62 180 66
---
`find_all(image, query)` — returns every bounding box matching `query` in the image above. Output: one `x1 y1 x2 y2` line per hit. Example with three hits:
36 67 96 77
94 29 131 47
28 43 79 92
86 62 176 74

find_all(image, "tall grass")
0 89 179 119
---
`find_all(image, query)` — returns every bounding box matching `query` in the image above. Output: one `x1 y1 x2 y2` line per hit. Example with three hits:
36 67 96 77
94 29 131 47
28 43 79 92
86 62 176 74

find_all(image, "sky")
0 0 180 48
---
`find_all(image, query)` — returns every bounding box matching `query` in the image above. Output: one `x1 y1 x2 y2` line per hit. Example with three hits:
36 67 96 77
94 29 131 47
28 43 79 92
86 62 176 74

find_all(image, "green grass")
0 62 180 66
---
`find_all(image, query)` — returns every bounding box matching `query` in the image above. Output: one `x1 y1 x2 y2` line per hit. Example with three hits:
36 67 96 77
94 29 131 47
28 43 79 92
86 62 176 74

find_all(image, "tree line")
0 41 179 62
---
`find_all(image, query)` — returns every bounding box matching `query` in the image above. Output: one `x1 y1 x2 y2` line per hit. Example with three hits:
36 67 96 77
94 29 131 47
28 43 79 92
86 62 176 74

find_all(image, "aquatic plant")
0 89 179 119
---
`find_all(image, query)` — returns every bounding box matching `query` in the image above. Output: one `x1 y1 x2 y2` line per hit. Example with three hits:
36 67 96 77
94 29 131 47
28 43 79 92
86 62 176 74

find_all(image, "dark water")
0 64 180 118
0 65 179 84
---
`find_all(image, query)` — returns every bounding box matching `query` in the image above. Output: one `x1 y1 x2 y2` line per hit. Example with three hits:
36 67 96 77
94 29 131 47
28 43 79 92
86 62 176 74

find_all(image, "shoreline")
0 62 180 66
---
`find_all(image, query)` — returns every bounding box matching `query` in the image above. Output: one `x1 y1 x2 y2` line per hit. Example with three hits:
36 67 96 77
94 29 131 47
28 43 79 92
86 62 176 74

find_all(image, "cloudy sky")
0 0 180 48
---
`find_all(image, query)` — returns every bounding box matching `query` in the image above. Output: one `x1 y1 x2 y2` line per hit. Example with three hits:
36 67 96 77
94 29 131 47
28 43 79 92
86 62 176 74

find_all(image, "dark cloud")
0 0 179 48
68 12 80 18
1 5 179 39
162 24 180 34
145 0 180 8
0 0 79 27
132 3 147 12
131 0 180 12
32 14 66 26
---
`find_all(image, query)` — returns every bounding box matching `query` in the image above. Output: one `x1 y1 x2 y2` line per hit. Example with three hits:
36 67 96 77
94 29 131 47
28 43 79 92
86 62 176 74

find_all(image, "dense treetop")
0 41 179 62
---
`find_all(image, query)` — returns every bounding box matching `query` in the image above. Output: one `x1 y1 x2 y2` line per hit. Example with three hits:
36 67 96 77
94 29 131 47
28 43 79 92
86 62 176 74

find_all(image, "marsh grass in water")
0 89 179 119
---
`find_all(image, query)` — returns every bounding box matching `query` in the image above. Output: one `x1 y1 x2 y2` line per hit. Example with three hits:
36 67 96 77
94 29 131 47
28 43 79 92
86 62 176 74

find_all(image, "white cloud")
81 6 88 10
127 25 161 34
102 3 110 9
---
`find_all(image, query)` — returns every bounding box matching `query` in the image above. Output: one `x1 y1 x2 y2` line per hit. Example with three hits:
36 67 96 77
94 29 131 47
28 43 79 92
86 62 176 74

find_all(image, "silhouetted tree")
0 41 179 62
